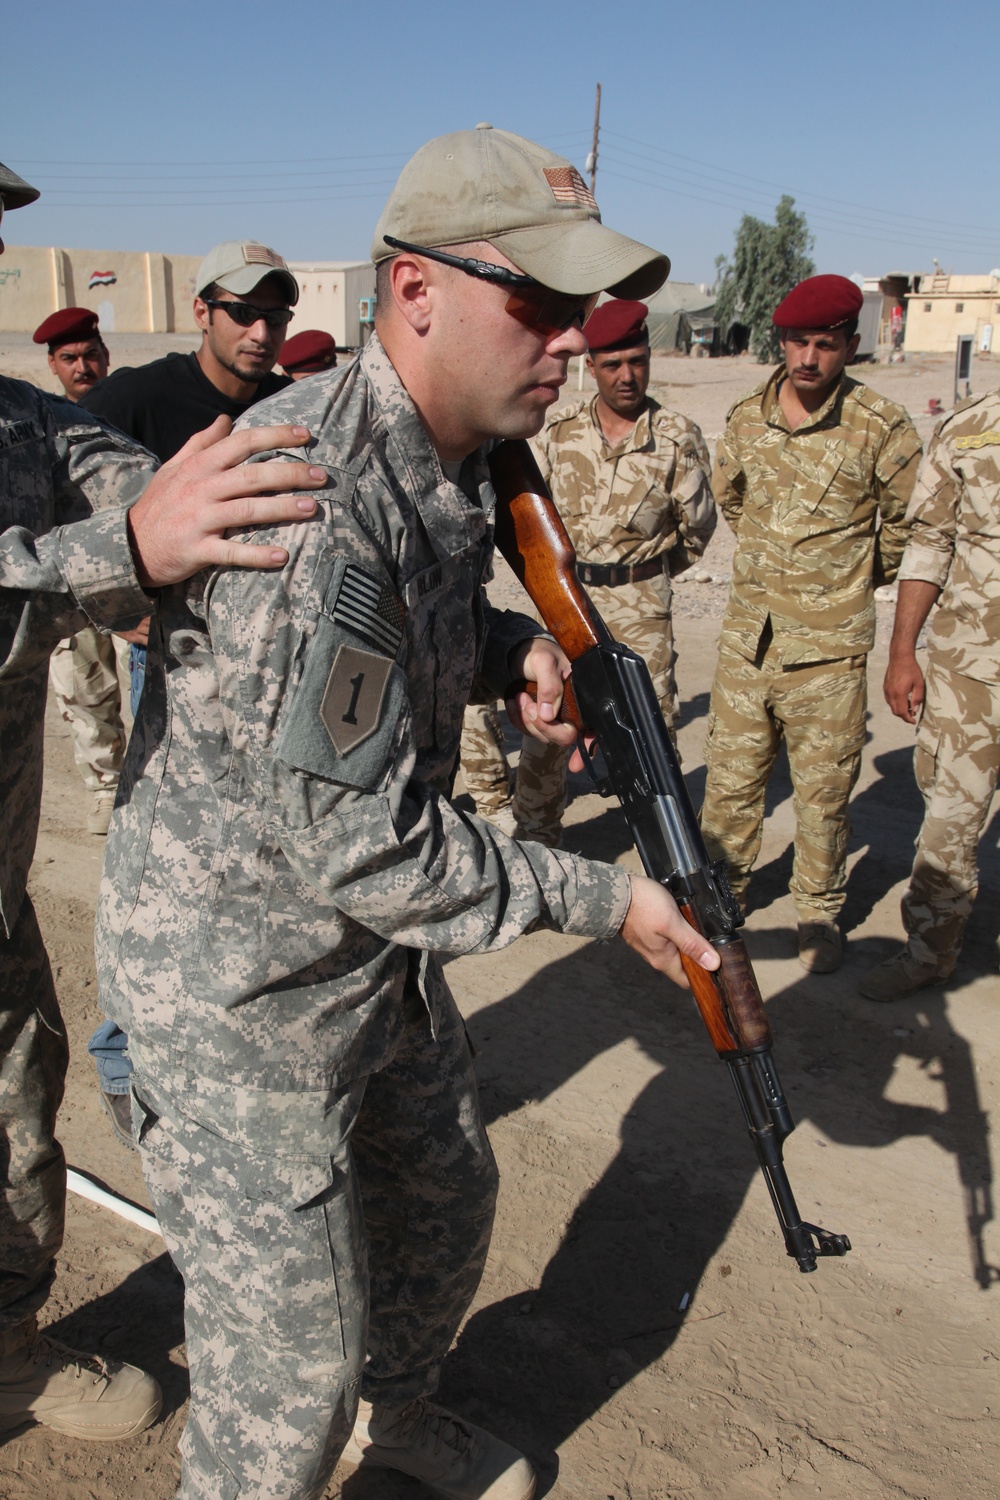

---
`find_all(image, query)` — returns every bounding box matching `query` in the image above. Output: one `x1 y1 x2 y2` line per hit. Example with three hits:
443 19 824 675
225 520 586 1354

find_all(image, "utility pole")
585 83 601 194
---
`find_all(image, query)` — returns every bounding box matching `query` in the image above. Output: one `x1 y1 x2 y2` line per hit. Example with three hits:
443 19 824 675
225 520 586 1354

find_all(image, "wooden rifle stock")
488 438 851 1272
489 438 763 1051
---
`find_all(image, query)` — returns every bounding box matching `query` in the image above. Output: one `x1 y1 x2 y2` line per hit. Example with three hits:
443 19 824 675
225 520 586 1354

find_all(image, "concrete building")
0 244 202 334
287 262 376 349
0 246 377 348
903 270 1000 354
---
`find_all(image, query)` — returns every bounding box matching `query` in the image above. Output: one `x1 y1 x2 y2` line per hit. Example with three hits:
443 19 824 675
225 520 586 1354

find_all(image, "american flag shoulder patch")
329 564 405 658
543 167 598 212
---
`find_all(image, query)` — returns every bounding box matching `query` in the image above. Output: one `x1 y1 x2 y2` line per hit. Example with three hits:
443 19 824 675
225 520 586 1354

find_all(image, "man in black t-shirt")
81 240 298 1142
80 239 297 461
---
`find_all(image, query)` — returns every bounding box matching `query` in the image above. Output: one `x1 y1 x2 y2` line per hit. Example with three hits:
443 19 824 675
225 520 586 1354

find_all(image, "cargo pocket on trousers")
247 1157 358 1381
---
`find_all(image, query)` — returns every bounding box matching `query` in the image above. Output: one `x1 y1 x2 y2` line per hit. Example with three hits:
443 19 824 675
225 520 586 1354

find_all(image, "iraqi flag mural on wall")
88 270 117 290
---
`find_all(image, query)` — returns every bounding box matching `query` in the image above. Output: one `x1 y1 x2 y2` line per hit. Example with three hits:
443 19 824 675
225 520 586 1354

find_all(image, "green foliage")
715 197 815 363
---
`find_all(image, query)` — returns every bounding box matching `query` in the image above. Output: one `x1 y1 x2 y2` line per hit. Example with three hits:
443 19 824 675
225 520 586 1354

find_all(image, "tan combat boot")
87 788 117 836
342 1396 537 1500
0 1316 161 1441
859 947 947 1002
797 921 843 974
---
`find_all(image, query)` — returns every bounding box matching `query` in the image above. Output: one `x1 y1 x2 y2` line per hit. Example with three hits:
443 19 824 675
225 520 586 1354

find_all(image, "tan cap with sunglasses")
196 240 299 306
372 124 669 299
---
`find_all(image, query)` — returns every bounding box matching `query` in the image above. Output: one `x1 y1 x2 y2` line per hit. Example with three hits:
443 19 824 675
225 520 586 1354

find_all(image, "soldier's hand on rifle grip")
506 637 578 747
620 875 721 988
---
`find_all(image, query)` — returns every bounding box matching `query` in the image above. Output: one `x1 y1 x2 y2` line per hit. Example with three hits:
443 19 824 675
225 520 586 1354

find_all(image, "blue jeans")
88 1018 132 1096
97 645 147 1093
128 643 146 716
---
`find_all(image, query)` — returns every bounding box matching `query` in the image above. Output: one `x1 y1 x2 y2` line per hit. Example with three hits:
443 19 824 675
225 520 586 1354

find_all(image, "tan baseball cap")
0 160 40 210
196 240 299 305
372 124 669 298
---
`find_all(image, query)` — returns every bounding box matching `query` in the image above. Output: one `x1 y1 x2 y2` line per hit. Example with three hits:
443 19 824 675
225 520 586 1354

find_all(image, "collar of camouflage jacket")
763 365 851 435
359 332 494 560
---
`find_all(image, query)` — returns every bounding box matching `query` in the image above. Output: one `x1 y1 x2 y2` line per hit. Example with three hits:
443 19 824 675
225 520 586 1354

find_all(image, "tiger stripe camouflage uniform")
460 394 715 844
699 367 921 920
891 388 1000 971
96 335 633 1500
0 378 153 1335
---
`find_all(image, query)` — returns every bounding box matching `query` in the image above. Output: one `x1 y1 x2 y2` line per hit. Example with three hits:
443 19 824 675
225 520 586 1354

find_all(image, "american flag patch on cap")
543 167 598 212
331 565 405 658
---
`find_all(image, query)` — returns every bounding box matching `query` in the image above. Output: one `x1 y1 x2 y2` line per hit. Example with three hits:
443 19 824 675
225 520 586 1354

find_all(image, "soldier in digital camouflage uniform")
32 308 127 836
460 298 716 846
0 158 326 1446
861 388 1000 1000
699 275 922 973
95 127 720 1500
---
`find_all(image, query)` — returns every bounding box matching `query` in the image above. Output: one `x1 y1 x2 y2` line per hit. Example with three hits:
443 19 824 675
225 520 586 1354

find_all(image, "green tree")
715 196 815 363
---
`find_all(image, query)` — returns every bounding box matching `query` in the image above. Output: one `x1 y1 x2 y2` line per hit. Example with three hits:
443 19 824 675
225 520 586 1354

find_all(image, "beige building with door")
903 270 1000 354
0 245 377 348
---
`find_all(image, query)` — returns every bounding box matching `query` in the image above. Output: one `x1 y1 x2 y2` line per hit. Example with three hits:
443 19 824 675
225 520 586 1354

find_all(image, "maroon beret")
279 329 337 374
772 275 863 331
584 299 649 353
33 307 101 347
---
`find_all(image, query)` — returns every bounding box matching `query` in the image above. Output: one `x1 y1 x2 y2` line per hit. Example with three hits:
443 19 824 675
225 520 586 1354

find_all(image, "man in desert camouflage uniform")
861 388 1000 1000
461 298 716 846
699 275 922 973
0 158 326 1445
95 127 719 1500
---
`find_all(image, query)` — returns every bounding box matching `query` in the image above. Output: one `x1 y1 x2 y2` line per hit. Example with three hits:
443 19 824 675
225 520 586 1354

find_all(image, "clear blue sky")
4 0 997 284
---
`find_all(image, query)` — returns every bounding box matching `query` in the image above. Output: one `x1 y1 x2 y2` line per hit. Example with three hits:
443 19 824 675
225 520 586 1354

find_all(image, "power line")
604 130 1000 241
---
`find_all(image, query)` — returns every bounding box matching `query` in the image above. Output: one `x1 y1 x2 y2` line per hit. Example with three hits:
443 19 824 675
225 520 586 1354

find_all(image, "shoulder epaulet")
938 388 996 428
846 380 913 430
724 378 770 424
541 396 588 431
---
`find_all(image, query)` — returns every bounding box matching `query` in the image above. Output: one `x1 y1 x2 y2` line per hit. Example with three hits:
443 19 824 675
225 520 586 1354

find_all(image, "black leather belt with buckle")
576 557 666 588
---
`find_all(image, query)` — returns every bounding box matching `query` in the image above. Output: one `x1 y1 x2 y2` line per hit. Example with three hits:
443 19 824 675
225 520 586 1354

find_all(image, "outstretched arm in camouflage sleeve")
206 514 715 987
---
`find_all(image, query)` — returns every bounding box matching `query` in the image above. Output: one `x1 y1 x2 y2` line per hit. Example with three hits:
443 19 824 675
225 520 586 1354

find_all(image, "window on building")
955 303 964 313
924 302 932 313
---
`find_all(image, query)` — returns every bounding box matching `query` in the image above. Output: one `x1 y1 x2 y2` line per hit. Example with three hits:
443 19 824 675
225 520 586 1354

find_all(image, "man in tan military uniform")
461 298 716 845
699 275 922 972
861 389 1000 999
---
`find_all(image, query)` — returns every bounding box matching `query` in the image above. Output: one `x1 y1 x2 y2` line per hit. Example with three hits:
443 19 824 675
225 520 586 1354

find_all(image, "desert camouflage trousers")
903 660 1000 970
48 627 128 792
459 702 513 818
131 980 498 1500
460 576 677 845
0 897 68 1331
700 640 868 921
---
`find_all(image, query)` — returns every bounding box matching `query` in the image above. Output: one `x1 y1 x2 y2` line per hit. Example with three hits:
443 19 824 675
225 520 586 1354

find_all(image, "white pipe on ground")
67 1167 162 1238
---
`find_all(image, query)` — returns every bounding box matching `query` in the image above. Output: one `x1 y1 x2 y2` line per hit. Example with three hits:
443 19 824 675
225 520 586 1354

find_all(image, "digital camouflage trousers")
0 897 68 1331
132 981 498 1500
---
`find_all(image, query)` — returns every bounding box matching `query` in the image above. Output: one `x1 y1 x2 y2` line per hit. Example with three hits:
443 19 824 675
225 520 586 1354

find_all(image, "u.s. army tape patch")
320 644 393 755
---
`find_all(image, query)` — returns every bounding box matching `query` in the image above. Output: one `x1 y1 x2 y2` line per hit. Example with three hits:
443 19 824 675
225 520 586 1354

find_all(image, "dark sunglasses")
203 298 294 330
383 236 598 336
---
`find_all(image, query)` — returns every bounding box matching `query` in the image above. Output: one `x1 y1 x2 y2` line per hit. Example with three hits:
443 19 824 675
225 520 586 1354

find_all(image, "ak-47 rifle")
488 438 851 1274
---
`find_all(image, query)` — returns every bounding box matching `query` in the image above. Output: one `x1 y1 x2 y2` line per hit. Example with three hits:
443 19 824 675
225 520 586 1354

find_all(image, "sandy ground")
1 341 998 1500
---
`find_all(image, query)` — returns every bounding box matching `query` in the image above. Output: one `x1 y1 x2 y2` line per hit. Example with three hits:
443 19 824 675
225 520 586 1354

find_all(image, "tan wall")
0 245 202 335
904 276 1000 354
288 261 375 348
